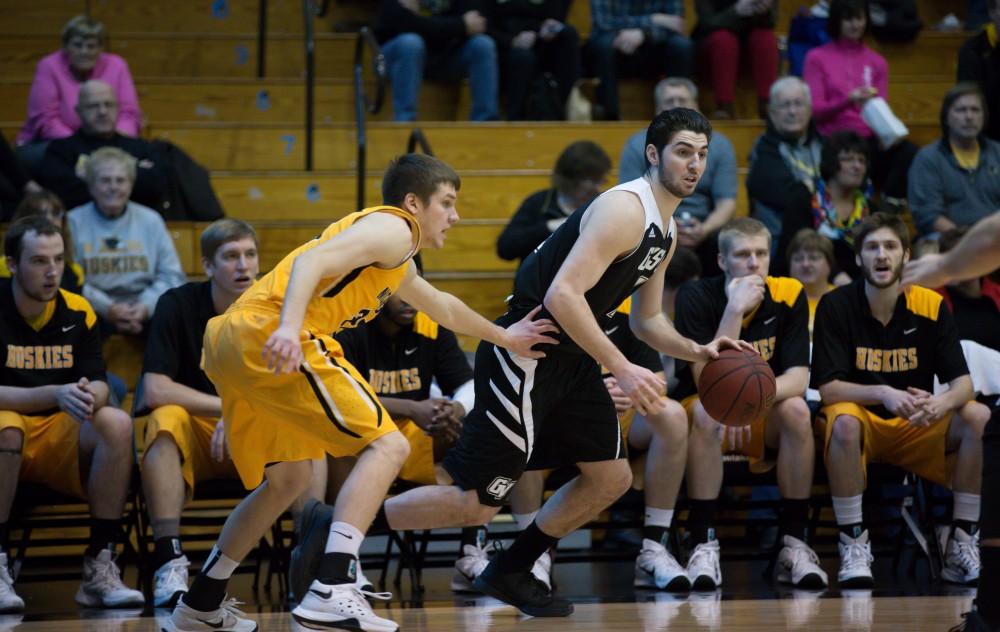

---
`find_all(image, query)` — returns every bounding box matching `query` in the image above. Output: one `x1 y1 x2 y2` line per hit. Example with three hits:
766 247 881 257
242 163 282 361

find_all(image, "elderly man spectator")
373 0 499 122
585 0 695 121
620 78 737 272
908 83 1000 237
17 15 141 169
958 0 1000 141
747 76 824 273
67 147 185 336
34 81 166 212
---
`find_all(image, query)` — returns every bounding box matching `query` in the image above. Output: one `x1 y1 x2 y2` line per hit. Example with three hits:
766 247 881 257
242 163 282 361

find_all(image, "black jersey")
509 177 675 354
673 275 811 401
811 280 969 419
602 299 663 376
138 281 218 414
335 312 473 401
0 279 106 414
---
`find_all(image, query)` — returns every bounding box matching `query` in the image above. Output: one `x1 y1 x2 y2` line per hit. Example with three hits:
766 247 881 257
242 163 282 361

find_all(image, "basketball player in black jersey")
903 211 1000 632
383 108 750 617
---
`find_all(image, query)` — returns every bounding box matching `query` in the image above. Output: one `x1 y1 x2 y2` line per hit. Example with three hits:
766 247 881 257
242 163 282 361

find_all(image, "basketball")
697 348 776 426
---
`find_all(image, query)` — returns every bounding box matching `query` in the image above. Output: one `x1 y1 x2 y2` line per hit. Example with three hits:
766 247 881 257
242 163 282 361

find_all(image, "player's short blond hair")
718 217 771 255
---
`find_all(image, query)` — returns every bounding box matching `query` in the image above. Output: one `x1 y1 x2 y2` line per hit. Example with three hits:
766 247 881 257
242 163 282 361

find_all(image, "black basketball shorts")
442 341 624 507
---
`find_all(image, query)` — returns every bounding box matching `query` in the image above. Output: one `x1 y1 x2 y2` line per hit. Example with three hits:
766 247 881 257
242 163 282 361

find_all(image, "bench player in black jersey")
812 213 990 589
675 217 826 590
903 210 1000 632
383 108 748 617
0 216 143 612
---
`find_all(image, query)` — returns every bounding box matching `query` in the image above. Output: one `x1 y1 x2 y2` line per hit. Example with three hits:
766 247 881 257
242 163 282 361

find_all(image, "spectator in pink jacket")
17 15 142 162
802 0 916 207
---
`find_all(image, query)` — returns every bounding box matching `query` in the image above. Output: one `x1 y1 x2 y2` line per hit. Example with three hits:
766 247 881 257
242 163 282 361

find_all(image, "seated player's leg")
685 398 724 590
0 422 25 613
941 400 990 586
628 400 690 591
74 406 146 607
766 397 827 588
824 407 874 588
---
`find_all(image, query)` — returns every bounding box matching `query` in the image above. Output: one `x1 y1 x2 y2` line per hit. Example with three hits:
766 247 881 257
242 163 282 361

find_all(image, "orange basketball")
697 348 776 427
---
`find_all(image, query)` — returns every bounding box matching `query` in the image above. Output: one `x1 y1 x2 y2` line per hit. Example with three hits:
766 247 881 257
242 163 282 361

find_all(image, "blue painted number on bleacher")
212 0 230 19
281 134 296 156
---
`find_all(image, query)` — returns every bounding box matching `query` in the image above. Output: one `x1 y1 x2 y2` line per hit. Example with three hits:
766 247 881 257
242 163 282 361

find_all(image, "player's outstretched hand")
614 362 667 416
263 325 304 374
901 254 949 290
502 305 560 359
698 335 755 361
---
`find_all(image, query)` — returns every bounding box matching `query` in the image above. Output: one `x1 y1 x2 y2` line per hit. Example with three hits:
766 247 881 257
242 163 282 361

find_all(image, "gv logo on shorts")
486 476 516 500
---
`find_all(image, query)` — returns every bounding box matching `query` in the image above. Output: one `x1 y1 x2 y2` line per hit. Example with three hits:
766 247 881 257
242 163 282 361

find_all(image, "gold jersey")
235 206 420 333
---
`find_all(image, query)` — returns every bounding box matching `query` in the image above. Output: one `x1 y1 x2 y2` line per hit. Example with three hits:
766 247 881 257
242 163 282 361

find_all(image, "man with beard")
382 108 748 617
0 216 143 612
676 218 825 591
812 213 991 588
902 210 1000 632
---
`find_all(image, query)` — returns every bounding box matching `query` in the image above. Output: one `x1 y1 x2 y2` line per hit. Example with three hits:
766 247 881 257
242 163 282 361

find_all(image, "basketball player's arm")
907 375 974 426
264 213 414 373
396 263 558 360
902 210 1000 287
142 373 222 418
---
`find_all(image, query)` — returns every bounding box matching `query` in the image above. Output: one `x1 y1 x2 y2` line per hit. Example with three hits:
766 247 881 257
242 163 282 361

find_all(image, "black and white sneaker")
162 596 257 631
472 551 573 617
292 580 397 632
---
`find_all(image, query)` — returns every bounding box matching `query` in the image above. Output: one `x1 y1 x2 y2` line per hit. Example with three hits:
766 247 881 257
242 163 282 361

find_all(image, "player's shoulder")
157 280 208 310
413 312 440 341
817 280 862 313
904 284 944 321
57 289 98 329
765 276 805 307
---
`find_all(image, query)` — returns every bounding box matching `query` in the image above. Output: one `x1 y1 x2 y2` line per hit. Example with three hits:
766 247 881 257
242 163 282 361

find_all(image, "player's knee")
586 460 633 503
777 397 813 440
830 414 861 447
460 491 498 526
372 430 410 468
650 400 688 439
93 407 134 448
958 401 990 438
690 404 717 437
265 460 313 498
0 427 24 452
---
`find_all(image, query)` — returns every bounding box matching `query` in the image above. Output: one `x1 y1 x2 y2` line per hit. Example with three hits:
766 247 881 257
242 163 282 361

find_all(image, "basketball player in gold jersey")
164 154 557 632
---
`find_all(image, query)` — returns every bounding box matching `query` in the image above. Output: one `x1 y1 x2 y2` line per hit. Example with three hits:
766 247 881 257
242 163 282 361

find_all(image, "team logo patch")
486 476 516 500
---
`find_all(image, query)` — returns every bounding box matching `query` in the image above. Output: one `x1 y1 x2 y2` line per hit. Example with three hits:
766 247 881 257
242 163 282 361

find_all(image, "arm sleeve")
906 147 945 235
496 192 553 261
76 306 108 382
26 60 76 140
433 328 474 395
933 302 970 384
674 283 717 344
136 216 186 315
619 133 647 183
778 291 811 371
803 50 852 124
141 291 183 378
709 135 738 202
112 59 143 137
809 294 851 388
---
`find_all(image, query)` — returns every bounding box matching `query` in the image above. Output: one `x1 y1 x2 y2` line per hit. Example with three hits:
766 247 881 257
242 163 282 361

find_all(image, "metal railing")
303 0 323 171
353 28 386 208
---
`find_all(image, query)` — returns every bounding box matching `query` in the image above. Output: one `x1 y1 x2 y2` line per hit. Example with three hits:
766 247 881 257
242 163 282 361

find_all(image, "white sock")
204 546 239 580
953 492 981 525
325 521 363 557
832 495 864 527
512 511 538 532
644 507 674 528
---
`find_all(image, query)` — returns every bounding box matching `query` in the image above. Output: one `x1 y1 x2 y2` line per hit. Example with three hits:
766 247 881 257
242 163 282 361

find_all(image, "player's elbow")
141 374 170 410
542 283 572 319
817 382 837 403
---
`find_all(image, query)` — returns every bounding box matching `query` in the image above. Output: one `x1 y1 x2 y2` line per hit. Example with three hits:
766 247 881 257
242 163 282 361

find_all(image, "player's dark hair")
852 212 910 255
382 153 461 207
13 190 74 268
201 218 259 261
718 217 771 255
787 228 836 267
664 246 702 289
4 216 62 263
644 108 713 170
820 131 869 182
940 82 988 137
826 0 870 40
551 141 611 195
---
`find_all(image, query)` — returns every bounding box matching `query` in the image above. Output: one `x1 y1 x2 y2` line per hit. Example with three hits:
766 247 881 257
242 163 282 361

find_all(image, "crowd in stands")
1 0 999 620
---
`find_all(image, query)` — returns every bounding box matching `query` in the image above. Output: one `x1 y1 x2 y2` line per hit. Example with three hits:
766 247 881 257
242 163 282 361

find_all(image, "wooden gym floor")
5 557 977 631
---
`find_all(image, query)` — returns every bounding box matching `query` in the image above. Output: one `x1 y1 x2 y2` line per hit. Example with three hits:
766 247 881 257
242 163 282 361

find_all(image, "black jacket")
484 0 569 49
0 133 31 220
374 0 485 53
958 29 1000 142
